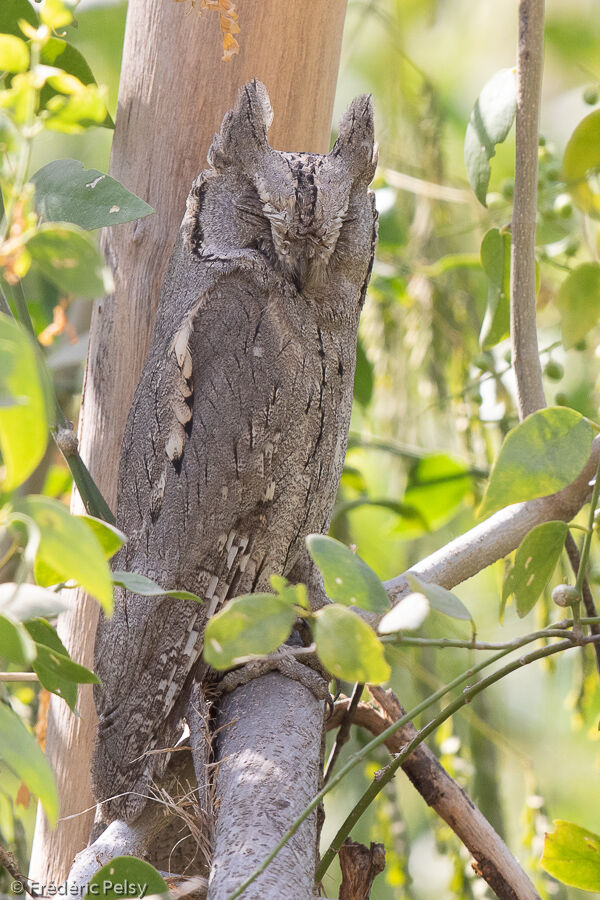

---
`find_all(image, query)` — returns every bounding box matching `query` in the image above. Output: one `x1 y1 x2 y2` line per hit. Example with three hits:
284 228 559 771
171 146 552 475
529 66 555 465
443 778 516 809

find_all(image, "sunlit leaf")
479 408 595 518
203 593 296 669
313 604 390 684
112 570 202 603
0 582 71 621
32 160 154 230
563 110 600 219
0 702 58 826
502 521 568 617
43 83 108 133
25 223 113 297
88 857 168 899
541 820 600 891
405 573 472 621
15 496 113 611
0 314 50 491
556 263 600 349
39 38 114 128
479 227 511 349
378 592 429 634
40 0 73 29
77 515 126 560
464 67 517 205
306 534 389 614
0 33 29 73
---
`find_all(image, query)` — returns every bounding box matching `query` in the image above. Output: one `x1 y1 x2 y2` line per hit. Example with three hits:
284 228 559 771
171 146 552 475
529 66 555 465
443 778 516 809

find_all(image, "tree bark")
29 0 348 884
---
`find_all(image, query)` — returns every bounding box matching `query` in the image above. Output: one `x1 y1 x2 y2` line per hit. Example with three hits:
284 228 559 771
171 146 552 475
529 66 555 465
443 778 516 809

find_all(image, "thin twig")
323 682 363 785
0 842 38 897
0 672 39 682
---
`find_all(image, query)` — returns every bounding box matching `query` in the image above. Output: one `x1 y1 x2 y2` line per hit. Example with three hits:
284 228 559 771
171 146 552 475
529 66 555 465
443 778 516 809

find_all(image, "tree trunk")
30 0 348 884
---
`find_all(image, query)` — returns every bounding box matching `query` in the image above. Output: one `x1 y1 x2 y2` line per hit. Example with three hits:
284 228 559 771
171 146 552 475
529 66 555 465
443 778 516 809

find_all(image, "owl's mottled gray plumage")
92 80 378 823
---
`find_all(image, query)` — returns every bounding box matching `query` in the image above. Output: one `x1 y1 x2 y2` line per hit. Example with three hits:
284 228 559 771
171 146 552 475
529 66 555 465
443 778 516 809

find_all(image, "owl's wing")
93 265 313 820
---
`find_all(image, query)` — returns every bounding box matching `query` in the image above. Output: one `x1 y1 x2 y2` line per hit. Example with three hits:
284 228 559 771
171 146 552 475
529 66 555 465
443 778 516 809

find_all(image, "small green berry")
555 392 569 406
473 352 494 372
501 178 515 200
552 584 580 608
544 360 564 381
583 86 599 106
574 339 587 351
538 134 546 147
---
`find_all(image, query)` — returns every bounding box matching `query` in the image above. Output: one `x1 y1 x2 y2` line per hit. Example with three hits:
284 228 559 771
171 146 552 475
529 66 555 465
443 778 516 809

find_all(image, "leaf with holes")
204 593 297 669
479 408 595 519
503 521 568 617
313 604 390 684
306 534 389 614
32 159 153 230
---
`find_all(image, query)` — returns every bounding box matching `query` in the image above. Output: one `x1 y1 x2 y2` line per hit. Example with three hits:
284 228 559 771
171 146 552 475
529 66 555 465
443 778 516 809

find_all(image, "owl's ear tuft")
331 95 377 184
208 79 273 173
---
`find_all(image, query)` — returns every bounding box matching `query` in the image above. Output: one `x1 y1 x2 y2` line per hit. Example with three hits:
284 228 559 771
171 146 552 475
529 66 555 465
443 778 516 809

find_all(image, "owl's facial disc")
258 154 350 289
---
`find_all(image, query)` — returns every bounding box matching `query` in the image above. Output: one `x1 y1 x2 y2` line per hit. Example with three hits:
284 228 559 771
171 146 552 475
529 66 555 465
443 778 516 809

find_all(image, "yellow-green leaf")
0 33 29 73
563 110 600 219
204 593 296 670
479 408 595 518
0 314 50 491
15 496 113 611
541 820 600 891
0 701 58 826
314 604 390 684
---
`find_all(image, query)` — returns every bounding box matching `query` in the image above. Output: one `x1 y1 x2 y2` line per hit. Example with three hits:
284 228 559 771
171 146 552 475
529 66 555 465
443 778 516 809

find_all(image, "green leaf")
503 521 569 617
306 534 389 614
479 227 511 349
43 83 109 133
0 0 38 36
404 453 472 530
25 223 112 297
203 593 297 669
15 496 114 611
25 617 98 709
32 159 153 230
0 612 36 664
40 0 73 29
112 570 203 603
464 67 517 205
541 820 600 891
354 336 374 408
405 573 472 621
0 314 50 491
39 38 113 129
313 604 390 684
88 857 169 899
479 408 595 518
563 110 600 219
77 515 126 559
557 263 600 349
0 33 29 72
269 575 309 609
0 701 58 826
0 582 71 620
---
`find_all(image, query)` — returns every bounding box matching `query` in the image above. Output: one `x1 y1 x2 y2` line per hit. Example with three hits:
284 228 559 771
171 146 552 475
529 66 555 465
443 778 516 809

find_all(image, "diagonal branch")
327 687 540 900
